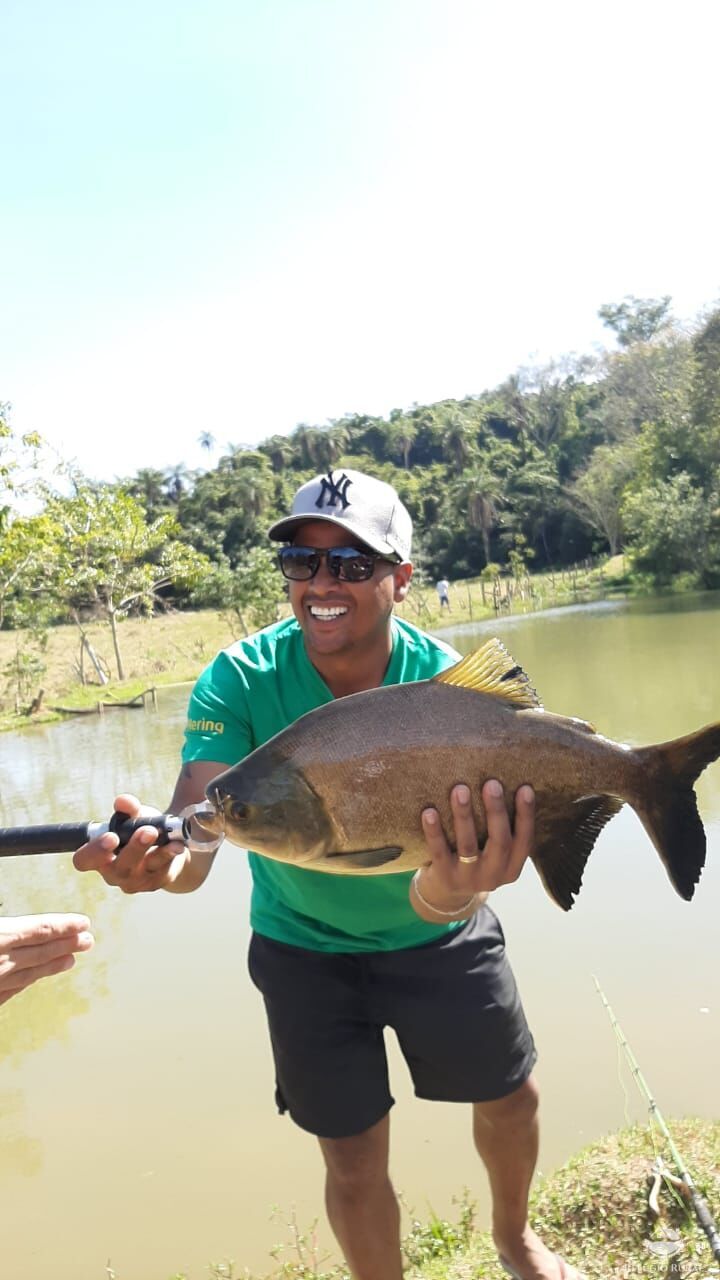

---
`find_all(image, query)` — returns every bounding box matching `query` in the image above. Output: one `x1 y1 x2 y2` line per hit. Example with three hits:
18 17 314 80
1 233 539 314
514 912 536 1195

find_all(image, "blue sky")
2 0 718 483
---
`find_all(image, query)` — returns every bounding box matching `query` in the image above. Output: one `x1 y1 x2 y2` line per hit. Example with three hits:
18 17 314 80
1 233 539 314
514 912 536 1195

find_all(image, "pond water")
1 593 719 1279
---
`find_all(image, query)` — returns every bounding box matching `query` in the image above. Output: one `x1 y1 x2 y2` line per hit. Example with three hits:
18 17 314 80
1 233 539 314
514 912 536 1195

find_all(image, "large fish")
200 640 720 909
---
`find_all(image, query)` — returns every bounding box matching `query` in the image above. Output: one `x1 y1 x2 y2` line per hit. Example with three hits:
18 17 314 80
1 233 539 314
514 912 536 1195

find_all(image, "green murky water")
1 594 718 1279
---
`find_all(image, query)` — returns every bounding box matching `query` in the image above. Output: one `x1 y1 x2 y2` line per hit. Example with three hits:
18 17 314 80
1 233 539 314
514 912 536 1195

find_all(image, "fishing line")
613 1032 633 1130
593 975 720 1264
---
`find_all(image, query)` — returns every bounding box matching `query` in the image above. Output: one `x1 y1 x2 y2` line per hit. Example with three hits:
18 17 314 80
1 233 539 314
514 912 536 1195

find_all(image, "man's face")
285 520 412 661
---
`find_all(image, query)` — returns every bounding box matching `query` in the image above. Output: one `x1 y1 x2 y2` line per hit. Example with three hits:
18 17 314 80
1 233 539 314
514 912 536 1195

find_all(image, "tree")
0 513 61 629
42 488 208 679
449 465 505 565
386 414 417 470
178 450 276 565
163 462 192 502
441 411 476 474
0 401 43 506
622 472 717 585
507 447 564 564
569 442 638 556
120 468 174 522
292 424 323 470
598 295 673 347
691 306 720 443
196 545 287 636
260 434 296 473
596 331 694 442
314 423 349 471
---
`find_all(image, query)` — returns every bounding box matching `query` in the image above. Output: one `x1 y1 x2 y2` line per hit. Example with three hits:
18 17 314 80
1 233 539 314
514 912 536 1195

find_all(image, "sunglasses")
277 545 398 583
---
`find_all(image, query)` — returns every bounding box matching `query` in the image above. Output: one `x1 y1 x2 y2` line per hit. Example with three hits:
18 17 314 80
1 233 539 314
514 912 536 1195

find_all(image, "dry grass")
0 560 621 730
0 609 237 726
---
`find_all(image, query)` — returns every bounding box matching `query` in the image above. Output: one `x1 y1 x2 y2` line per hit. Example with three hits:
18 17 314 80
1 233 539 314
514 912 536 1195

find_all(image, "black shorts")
247 907 537 1139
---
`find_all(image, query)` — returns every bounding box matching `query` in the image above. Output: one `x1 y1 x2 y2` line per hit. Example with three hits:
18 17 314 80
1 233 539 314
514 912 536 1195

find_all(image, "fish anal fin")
533 795 623 911
324 846 403 868
433 638 542 709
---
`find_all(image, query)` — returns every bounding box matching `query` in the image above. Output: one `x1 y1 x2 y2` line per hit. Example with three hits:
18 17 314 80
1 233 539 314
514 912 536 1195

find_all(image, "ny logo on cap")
315 471 352 510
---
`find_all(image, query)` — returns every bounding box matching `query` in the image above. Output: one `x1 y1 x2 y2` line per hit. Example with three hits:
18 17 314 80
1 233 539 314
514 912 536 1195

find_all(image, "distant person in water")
0 914 94 1005
436 576 451 610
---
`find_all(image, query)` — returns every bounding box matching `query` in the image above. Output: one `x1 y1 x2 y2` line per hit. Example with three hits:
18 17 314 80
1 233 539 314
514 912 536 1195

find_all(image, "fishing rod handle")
690 1189 720 1262
108 811 187 848
0 813 187 857
0 822 94 856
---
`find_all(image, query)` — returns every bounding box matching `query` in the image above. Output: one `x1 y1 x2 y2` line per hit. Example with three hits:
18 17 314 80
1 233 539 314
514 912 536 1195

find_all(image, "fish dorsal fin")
433 638 542 709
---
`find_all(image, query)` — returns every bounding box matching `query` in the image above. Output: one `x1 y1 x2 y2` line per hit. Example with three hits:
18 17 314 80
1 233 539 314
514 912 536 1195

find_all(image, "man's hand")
0 914 94 1006
412 780 535 920
73 793 189 894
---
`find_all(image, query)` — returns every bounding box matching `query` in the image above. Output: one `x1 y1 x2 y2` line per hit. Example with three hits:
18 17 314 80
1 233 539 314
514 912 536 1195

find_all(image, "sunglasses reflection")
278 546 392 582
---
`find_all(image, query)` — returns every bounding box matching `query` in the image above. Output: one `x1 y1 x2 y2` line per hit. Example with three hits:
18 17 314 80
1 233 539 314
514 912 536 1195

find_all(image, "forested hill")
1 296 719 639
137 296 720 586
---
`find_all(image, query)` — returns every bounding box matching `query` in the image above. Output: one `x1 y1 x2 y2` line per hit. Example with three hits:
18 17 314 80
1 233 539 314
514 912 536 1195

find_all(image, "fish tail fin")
634 722 720 900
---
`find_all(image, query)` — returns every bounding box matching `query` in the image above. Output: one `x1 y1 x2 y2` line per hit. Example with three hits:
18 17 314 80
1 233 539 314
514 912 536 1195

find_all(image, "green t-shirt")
182 615 460 952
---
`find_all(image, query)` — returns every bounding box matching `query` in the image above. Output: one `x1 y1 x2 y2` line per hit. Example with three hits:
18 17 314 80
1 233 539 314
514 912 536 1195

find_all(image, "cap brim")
267 513 398 559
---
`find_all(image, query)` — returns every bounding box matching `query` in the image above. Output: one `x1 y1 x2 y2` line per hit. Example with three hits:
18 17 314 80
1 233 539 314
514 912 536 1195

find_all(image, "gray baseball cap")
267 469 413 561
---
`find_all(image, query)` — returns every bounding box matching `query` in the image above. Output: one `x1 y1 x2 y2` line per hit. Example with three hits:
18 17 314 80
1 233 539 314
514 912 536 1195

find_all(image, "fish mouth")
193 789 226 837
201 785 256 840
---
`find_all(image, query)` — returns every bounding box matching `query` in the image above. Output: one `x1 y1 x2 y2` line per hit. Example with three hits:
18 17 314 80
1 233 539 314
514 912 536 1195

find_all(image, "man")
73 468 583 1280
0 914 94 1006
436 576 451 610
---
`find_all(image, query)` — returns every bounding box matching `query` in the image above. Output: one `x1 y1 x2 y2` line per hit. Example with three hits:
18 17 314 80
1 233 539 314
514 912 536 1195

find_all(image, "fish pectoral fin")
433 638 542 709
533 795 623 911
324 846 404 868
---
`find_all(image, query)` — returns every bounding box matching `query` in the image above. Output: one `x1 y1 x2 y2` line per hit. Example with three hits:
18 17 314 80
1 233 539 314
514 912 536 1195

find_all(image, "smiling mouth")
308 605 349 620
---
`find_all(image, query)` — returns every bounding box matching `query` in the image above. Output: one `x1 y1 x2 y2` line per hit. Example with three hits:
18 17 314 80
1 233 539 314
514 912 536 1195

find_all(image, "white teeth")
310 606 348 619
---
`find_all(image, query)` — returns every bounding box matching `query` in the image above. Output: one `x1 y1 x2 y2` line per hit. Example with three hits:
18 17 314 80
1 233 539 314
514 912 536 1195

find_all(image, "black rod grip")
0 813 187 857
108 813 185 847
0 823 92 856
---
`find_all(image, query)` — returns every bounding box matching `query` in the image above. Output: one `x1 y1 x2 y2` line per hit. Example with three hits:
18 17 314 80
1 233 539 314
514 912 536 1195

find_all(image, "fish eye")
229 800 250 825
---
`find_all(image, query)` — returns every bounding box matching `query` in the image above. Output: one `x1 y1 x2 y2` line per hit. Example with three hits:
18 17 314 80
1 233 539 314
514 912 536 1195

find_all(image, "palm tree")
198 431 216 454
261 434 296 473
441 411 476 474
387 416 417 469
451 466 505 565
292 424 322 470
124 468 170 521
315 424 349 471
163 463 191 503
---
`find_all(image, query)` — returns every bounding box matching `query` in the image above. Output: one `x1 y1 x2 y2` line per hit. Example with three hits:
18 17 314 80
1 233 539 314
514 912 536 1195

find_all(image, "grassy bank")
0 559 630 734
164 1119 719 1280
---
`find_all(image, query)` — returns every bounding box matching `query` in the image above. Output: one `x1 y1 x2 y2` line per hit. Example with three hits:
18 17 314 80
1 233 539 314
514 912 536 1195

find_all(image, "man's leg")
318 1113 403 1280
473 1075 570 1280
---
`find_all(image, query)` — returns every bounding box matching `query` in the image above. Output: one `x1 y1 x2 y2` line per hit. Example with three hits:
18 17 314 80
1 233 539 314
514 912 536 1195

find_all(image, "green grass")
154 1120 720 1280
415 1118 720 1280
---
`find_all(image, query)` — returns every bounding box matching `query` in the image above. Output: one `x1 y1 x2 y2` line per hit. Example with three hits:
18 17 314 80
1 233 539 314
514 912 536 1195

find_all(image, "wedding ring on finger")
458 854 479 864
